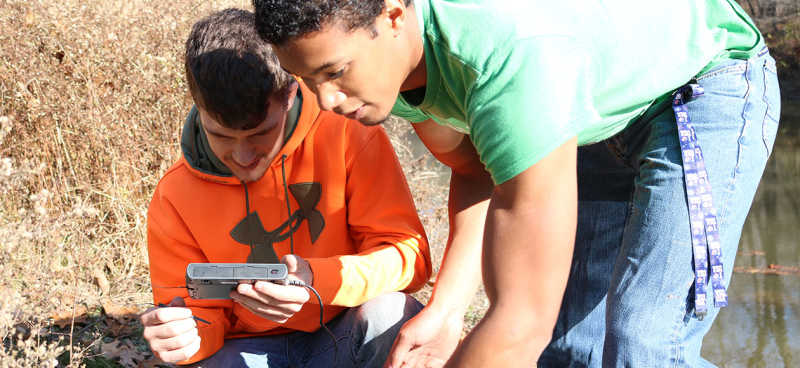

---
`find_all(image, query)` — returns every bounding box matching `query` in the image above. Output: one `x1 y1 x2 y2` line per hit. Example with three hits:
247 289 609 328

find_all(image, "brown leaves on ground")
45 299 166 367
101 339 169 368
49 305 90 329
102 300 144 337
734 264 800 276
49 299 144 336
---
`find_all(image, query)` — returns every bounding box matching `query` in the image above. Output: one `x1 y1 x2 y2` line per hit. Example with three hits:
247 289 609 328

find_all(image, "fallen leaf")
102 300 142 320
93 268 110 295
101 340 149 368
137 355 166 368
50 305 89 329
102 301 143 337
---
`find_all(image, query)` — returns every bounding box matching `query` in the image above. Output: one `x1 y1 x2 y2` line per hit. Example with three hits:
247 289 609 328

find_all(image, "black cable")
248 160 333 359
280 154 295 254
287 279 338 364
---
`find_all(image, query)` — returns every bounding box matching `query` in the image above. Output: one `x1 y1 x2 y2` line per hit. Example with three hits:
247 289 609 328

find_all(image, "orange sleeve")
307 124 432 307
147 181 232 364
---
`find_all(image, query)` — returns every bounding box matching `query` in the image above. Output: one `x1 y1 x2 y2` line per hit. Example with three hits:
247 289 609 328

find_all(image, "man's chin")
233 168 267 183
358 113 391 126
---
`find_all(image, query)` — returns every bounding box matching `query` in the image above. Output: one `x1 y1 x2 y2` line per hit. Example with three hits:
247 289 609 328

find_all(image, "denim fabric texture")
187 292 423 368
539 50 780 367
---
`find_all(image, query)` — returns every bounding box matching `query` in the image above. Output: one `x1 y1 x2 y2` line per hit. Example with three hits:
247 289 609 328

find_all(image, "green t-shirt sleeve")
391 96 430 123
468 37 596 184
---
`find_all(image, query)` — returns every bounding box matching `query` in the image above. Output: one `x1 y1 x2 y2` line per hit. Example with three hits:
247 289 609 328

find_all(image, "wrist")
424 297 467 324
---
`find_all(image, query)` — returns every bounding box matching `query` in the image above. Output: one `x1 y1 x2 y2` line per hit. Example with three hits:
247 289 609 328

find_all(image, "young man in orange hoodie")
139 8 431 367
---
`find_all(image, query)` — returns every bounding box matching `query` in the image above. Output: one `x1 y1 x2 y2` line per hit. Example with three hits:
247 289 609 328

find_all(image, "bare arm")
385 119 492 368
445 137 577 367
413 119 494 316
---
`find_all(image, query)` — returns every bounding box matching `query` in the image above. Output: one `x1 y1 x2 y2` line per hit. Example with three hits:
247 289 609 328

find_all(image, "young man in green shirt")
252 0 780 366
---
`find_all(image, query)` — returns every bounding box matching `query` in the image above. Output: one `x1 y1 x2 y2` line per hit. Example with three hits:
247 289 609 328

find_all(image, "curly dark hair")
252 0 412 46
185 8 293 130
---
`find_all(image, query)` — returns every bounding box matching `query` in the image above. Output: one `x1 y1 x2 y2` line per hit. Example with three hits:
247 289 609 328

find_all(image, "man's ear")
285 80 300 109
383 0 409 35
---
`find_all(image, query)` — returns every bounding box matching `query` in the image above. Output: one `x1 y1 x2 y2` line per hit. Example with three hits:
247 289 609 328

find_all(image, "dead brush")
1 0 257 366
0 0 459 366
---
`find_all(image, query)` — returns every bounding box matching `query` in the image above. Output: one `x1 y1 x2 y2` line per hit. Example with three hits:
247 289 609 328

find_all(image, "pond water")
703 100 800 367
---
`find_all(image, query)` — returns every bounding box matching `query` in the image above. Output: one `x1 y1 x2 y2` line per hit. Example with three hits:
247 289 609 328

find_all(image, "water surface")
703 100 800 367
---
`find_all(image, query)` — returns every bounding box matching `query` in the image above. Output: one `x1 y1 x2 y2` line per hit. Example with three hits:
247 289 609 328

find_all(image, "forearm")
317 124 432 306
445 138 577 367
307 236 428 307
426 170 493 315
446 202 575 366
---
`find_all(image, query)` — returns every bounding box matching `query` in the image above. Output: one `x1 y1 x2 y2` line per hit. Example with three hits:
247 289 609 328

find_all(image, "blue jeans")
539 50 780 367
187 292 423 368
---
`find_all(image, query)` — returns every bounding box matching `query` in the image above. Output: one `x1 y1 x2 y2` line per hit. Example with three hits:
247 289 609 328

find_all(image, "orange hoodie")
147 82 431 364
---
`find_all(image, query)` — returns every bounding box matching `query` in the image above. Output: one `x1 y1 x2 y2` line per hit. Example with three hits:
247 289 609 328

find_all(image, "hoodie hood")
179 85 305 180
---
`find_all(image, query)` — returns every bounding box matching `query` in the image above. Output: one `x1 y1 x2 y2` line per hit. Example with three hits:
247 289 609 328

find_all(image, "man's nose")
232 145 258 166
316 82 347 111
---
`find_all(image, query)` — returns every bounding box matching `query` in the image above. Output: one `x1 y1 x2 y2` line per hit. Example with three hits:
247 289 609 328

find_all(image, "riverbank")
744 0 800 99
765 19 800 99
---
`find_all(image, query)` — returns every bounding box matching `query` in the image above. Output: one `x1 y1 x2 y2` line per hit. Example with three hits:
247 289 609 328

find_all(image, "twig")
733 264 800 276
55 120 76 192
74 318 103 338
69 276 78 366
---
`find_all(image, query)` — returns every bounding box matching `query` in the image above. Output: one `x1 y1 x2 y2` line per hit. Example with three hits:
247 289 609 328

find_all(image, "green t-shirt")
391 0 763 184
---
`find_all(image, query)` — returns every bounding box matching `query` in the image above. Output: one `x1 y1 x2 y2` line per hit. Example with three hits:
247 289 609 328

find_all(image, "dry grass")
0 1 470 366
2 0 795 366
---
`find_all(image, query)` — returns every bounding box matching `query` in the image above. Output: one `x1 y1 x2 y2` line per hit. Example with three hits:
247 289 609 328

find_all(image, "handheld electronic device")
186 263 288 299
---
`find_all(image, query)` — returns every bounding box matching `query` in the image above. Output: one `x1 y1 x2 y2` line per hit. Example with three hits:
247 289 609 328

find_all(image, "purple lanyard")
672 83 728 319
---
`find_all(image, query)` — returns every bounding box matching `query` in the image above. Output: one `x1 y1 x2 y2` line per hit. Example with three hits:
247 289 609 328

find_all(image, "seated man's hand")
231 254 313 323
140 297 201 363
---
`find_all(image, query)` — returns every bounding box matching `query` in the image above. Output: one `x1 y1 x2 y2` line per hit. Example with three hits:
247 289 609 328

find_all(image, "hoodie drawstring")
241 180 251 215
240 154 296 255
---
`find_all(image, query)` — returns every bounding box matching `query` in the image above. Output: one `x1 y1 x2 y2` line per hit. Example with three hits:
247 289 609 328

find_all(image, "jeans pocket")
695 61 749 98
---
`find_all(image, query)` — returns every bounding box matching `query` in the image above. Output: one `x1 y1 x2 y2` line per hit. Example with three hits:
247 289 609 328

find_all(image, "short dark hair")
252 0 412 46
185 8 293 130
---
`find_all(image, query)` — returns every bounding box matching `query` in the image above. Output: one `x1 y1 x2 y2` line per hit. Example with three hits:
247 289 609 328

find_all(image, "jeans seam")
695 63 747 81
668 289 688 367
708 59 752 263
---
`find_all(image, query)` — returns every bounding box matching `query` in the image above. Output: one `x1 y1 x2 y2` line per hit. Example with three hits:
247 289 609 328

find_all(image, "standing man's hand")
140 297 201 363
231 254 312 323
384 306 463 368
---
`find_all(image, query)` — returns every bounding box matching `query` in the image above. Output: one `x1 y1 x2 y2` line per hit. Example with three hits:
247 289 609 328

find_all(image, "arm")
389 33 587 368
445 137 577 367
304 124 432 307
385 119 493 368
145 185 232 364
414 119 492 321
